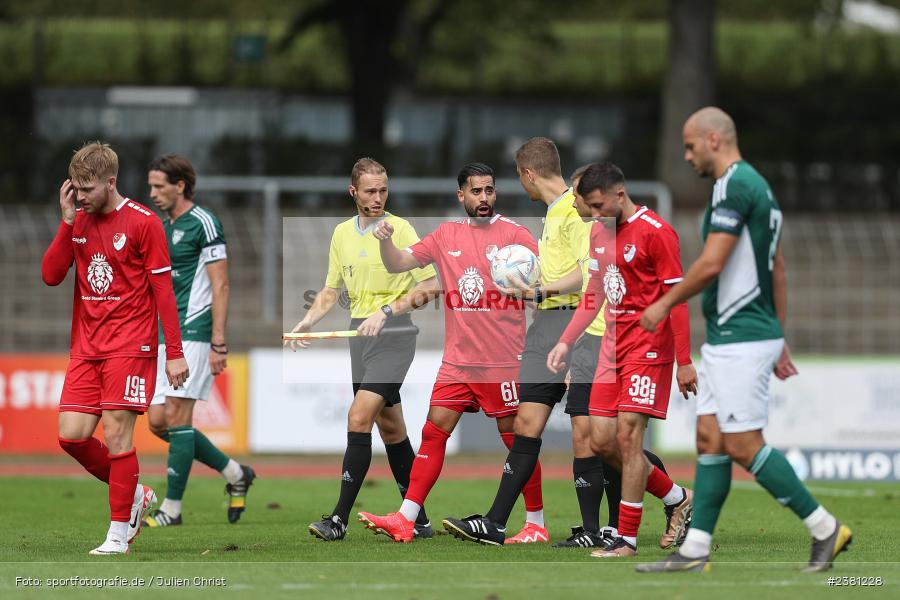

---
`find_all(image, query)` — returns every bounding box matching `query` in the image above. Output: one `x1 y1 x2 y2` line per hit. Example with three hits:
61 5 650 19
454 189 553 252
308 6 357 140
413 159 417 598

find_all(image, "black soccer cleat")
635 551 710 573
414 520 434 540
225 465 256 524
553 526 604 548
803 521 853 573
309 514 347 541
442 514 505 546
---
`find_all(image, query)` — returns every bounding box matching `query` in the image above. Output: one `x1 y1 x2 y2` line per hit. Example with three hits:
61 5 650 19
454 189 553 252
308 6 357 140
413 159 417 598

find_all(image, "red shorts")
430 362 520 419
59 356 158 415
589 362 673 419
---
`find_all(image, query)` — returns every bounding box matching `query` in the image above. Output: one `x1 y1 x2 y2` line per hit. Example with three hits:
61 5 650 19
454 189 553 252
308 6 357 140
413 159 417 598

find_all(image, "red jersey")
44 198 180 359
562 207 685 365
408 214 538 367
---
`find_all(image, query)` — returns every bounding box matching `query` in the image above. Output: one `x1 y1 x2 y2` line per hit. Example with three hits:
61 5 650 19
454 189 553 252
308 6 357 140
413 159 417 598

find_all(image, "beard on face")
465 201 494 220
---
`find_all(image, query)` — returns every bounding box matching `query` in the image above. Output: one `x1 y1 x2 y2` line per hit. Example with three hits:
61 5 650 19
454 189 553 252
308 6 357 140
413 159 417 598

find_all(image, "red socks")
404 421 451 506
59 437 111 482
645 465 675 499
619 501 643 538
500 431 544 512
108 448 139 522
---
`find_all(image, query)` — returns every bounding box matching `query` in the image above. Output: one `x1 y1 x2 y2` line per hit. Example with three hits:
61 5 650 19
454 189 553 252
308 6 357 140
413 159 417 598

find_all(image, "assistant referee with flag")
287 158 440 541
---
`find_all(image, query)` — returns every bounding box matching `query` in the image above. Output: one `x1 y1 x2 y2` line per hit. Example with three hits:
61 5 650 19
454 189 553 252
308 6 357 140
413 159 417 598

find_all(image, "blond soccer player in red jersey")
41 142 189 555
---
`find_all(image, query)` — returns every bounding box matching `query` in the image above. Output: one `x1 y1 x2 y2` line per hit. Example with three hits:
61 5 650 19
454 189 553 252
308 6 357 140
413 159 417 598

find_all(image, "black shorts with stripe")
565 332 602 417
349 314 417 406
519 307 576 406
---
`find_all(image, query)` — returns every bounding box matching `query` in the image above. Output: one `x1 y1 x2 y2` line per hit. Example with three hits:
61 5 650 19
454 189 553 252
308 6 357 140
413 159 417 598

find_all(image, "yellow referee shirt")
538 188 589 310
579 229 607 337
325 213 436 318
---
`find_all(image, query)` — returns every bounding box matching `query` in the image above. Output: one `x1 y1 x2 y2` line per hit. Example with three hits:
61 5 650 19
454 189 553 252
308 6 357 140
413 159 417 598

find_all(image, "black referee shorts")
348 314 417 406
519 307 576 407
565 332 602 417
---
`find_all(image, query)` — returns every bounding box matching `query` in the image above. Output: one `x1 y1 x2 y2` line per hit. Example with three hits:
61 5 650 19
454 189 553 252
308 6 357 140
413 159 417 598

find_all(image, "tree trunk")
341 0 407 147
657 0 716 209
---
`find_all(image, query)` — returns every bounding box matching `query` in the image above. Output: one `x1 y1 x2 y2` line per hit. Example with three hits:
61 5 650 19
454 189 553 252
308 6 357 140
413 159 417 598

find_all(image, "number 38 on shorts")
589 362 674 419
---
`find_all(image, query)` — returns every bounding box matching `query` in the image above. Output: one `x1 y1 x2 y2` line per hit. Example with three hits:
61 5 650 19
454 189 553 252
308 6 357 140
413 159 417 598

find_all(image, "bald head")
686 107 737 146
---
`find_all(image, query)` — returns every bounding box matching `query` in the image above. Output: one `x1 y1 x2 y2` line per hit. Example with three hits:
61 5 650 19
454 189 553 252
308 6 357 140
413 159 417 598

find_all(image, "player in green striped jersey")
143 155 255 528
637 107 850 574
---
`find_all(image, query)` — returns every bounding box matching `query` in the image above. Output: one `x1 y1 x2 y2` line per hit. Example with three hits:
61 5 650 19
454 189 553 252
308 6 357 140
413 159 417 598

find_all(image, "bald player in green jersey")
637 107 851 574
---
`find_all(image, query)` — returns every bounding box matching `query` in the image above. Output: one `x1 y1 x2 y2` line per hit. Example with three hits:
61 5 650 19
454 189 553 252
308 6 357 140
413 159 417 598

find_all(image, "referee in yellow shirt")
288 158 439 541
472 137 590 543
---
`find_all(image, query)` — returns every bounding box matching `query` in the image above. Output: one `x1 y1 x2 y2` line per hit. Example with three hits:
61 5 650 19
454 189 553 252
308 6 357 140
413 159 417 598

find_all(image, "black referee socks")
332 431 372 523
573 456 605 533
486 434 542 526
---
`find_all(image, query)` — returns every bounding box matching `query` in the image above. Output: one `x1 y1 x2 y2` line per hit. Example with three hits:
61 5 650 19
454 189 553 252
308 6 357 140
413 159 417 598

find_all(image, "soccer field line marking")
277 580 899 591
731 480 878 498
3 560 900 565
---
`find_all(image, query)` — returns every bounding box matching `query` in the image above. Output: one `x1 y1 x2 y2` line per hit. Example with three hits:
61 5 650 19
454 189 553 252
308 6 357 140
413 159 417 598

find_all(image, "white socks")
804 506 837 541
222 459 243 485
108 520 128 541
160 498 182 518
526 510 545 528
680 528 712 558
399 499 421 522
133 484 144 503
662 483 685 506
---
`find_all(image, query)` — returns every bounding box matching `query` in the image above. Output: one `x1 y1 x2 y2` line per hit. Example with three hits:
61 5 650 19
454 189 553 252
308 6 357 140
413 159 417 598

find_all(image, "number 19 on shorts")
123 375 147 404
627 374 656 406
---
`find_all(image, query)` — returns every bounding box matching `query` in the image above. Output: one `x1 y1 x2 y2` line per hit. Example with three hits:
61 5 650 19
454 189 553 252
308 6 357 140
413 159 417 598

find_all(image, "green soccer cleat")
225 465 256 524
636 551 710 573
803 521 853 573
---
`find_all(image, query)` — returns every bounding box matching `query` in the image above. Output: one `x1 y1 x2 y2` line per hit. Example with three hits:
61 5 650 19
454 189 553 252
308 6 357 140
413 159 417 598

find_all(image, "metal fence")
3 184 899 354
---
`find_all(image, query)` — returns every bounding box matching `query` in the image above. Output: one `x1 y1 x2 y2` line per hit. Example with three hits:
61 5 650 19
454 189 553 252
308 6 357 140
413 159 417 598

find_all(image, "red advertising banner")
0 354 247 454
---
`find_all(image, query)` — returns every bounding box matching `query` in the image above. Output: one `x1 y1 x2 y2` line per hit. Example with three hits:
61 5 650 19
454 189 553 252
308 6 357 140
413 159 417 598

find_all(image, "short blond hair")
69 141 118 182
515 137 562 178
350 157 387 187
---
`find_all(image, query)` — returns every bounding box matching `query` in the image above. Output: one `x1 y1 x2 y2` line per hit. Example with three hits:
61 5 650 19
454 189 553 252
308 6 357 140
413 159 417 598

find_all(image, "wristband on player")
380 304 394 318
211 343 228 355
533 285 544 304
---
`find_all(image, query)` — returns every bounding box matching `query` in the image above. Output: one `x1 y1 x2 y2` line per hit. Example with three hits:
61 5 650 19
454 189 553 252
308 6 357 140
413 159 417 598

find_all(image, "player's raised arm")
374 220 425 273
41 180 77 285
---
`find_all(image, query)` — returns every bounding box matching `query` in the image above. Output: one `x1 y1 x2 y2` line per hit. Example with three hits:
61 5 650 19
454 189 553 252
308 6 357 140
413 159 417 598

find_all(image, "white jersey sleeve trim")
663 277 684 284
151 266 172 274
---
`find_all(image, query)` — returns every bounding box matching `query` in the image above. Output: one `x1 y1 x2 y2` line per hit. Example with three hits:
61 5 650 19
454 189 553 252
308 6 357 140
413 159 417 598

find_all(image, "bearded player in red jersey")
357 163 545 543
547 162 698 557
41 142 189 555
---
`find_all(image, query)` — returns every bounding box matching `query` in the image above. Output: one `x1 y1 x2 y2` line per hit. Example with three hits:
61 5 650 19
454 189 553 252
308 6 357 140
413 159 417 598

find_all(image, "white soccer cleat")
89 535 129 555
127 484 157 543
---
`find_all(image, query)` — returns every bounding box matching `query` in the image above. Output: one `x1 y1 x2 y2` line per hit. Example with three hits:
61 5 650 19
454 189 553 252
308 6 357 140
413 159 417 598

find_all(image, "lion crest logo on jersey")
172 230 184 245
113 233 126 251
623 243 637 263
458 267 484 306
87 253 113 295
603 264 626 305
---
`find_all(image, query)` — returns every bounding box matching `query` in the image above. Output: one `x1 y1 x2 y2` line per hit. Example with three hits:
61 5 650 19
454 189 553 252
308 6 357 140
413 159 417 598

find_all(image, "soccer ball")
490 244 541 289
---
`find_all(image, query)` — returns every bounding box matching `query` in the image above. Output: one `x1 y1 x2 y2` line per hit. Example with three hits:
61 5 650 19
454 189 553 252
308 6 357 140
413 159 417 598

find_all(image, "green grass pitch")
2 473 898 598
